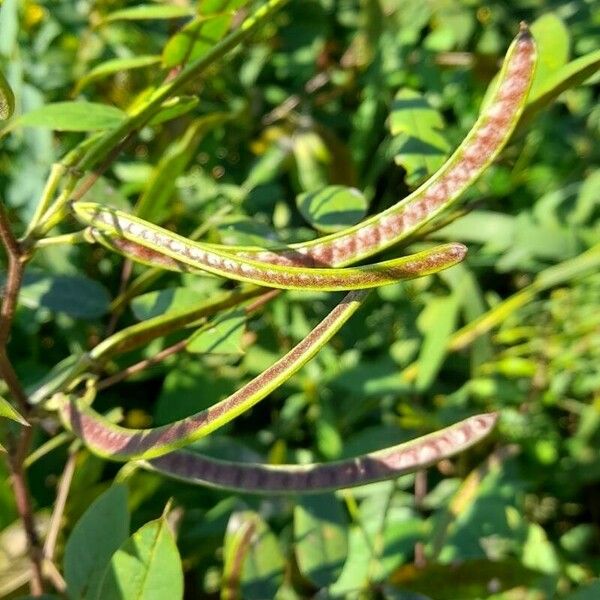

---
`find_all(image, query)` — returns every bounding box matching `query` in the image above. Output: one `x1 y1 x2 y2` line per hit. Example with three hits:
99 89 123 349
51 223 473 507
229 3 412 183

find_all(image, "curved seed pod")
74 204 467 291
218 25 536 268
142 413 498 493
60 290 367 460
0 69 15 121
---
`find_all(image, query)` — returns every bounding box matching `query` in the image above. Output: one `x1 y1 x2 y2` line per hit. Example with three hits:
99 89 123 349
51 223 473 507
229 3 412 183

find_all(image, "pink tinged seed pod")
229 25 536 269
60 291 367 460
142 413 499 493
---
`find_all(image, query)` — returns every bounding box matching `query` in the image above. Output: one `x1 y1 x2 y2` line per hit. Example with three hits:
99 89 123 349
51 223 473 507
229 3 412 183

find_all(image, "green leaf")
416 293 461 391
294 494 348 587
104 5 192 23
136 116 230 222
153 359 236 424
15 102 125 131
148 96 199 126
565 581 600 600
389 89 450 184
292 130 330 192
223 511 285 600
163 14 232 68
0 396 28 426
130 284 220 321
328 526 371 595
98 513 184 600
388 559 542 599
186 308 246 355
529 13 570 100
523 49 600 122
75 55 162 93
162 1 248 67
296 185 368 233
522 522 560 575
0 68 15 120
17 271 111 319
64 485 129 600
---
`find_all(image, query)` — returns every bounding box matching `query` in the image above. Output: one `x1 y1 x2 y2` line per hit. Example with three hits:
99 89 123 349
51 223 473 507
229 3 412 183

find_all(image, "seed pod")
60 291 367 460
75 203 467 291
144 413 498 493
0 69 15 121
226 25 537 268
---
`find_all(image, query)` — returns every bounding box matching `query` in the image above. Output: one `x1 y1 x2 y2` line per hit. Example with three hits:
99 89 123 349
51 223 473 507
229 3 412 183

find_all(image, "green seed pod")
0 69 15 121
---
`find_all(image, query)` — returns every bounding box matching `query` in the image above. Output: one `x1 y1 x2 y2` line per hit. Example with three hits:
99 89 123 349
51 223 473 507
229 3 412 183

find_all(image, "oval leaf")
389 89 450 184
294 494 348 587
186 308 246 355
64 485 129 600
16 102 125 131
162 0 250 67
75 55 162 93
130 285 219 321
297 185 369 233
416 293 461 391
162 14 233 68
98 513 184 600
17 272 111 319
529 13 570 100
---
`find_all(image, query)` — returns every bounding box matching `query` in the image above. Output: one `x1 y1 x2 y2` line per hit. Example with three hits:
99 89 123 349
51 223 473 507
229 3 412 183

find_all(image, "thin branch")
96 339 188 391
413 469 427 568
0 348 29 412
7 427 45 596
96 289 280 391
30 133 136 240
1 203 45 596
0 204 24 347
43 558 67 594
71 133 135 205
44 449 78 561
0 203 28 413
105 258 134 337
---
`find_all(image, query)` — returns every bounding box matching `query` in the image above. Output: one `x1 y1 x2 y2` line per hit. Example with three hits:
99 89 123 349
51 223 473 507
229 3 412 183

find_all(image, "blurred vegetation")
1 0 599 598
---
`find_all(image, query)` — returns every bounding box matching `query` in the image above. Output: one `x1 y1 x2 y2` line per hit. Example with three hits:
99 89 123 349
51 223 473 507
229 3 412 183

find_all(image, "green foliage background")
0 0 599 598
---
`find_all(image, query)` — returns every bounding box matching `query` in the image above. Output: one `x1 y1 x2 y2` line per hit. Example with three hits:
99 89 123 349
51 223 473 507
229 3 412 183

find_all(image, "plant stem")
0 203 45 596
44 448 78 561
7 427 45 596
96 339 188 391
0 203 31 409
96 289 280 390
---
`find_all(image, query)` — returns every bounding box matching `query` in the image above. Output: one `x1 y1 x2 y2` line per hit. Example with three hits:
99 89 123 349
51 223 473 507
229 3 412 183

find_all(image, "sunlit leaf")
0 396 28 426
389 89 450 184
416 293 461 390
75 55 162 93
162 1 249 67
16 271 111 319
98 512 184 600
294 494 348 587
296 185 368 233
103 5 192 23
186 308 246 355
64 485 129 600
529 13 570 100
14 102 125 131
